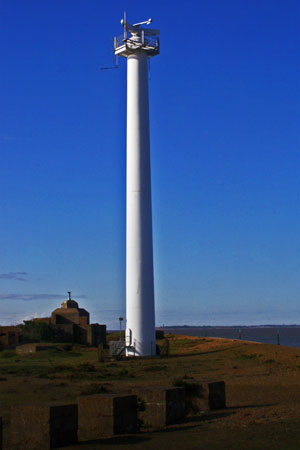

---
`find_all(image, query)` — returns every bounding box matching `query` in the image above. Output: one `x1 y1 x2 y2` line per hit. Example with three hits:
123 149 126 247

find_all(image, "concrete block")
185 381 226 414
10 403 78 449
78 394 137 442
136 386 185 428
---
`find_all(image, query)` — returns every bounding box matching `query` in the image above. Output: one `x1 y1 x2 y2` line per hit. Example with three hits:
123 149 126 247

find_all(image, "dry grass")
2 335 300 449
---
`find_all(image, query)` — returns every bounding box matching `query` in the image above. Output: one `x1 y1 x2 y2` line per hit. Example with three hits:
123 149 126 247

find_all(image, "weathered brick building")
0 326 22 349
50 293 106 346
0 293 106 349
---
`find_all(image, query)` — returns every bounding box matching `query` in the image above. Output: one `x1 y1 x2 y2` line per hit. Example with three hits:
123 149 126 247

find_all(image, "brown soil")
2 335 300 449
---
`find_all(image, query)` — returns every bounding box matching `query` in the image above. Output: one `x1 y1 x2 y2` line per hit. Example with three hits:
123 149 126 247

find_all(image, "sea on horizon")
158 325 300 349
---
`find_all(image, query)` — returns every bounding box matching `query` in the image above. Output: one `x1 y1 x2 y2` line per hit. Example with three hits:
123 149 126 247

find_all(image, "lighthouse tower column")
126 50 155 356
114 16 160 356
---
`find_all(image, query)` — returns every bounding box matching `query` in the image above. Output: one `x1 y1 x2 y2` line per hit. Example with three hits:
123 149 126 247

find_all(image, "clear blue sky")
0 0 299 328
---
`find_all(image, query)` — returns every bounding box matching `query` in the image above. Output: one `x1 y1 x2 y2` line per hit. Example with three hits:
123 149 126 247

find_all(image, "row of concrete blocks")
2 381 225 449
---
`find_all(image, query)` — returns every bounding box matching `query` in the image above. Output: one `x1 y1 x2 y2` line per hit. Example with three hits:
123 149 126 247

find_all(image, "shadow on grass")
166 343 247 359
77 423 206 447
185 411 235 423
148 423 206 433
184 404 275 423
76 435 151 446
227 403 275 410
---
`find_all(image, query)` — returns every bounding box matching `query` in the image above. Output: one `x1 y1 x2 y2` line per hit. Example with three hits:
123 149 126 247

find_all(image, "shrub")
20 320 54 343
172 377 201 393
0 350 16 358
80 383 108 395
77 362 96 372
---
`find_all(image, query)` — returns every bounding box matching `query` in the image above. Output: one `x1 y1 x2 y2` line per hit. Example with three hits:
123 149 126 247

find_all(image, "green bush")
172 377 201 393
80 383 108 395
20 320 54 343
77 362 96 372
0 350 16 358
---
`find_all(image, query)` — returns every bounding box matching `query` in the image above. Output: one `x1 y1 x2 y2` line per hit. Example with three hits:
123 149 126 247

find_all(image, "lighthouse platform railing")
114 33 159 56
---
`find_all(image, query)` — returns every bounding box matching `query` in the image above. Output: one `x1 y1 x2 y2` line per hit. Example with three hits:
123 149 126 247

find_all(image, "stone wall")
6 381 226 448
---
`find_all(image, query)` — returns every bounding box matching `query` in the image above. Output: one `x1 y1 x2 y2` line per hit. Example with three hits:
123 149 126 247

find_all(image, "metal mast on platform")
114 14 160 356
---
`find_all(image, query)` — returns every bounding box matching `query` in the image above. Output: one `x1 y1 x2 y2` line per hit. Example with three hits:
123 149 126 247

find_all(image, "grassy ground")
2 334 300 449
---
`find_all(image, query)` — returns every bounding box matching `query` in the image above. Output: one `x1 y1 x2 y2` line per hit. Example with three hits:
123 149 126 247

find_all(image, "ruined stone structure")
7 381 227 448
134 386 185 428
49 293 106 346
52 298 89 326
78 394 138 441
32 318 51 325
10 403 78 449
0 293 106 349
0 326 21 349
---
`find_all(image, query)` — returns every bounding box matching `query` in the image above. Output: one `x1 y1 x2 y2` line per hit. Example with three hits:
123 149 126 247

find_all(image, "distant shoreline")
157 324 300 329
108 324 300 333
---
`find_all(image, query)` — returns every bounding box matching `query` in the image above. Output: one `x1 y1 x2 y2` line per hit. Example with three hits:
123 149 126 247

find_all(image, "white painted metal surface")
126 50 155 356
114 17 159 356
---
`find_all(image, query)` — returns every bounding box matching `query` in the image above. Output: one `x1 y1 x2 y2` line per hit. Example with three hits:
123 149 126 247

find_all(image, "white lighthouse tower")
114 15 159 356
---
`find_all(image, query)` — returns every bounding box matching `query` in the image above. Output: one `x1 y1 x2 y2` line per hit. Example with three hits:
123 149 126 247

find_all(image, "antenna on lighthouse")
122 11 127 41
100 55 119 70
113 15 160 357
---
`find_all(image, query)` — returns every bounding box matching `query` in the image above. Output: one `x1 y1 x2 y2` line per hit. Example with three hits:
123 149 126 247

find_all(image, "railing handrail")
114 33 159 50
